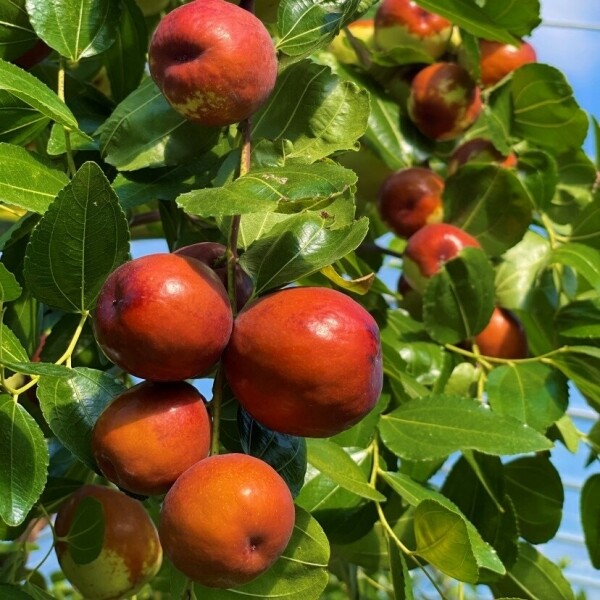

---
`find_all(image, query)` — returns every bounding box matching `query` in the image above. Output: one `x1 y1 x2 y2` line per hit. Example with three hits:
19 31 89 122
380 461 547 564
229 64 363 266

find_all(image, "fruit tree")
0 0 599 599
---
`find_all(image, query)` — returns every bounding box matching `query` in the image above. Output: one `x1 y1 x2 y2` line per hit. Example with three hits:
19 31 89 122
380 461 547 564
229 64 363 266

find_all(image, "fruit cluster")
332 0 533 359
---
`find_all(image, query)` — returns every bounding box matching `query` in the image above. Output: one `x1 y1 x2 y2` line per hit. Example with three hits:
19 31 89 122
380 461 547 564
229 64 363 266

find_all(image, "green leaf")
253 60 369 163
381 471 505 581
238 407 307 498
556 298 600 340
0 322 28 364
490 542 575 600
0 143 69 213
379 395 553 461
240 214 369 295
414 0 516 44
177 162 357 218
504 455 563 545
0 91 50 146
37 367 126 472
388 540 414 600
494 231 551 310
481 0 541 37
549 346 600 406
444 165 532 256
549 243 600 292
0 263 21 303
306 439 385 502
46 123 96 156
581 473 600 568
0 395 48 526
0 0 37 61
102 0 146 103
423 247 496 344
25 0 121 61
194 507 329 600
570 192 600 249
0 58 78 130
98 78 220 172
554 149 597 208
277 0 362 59
516 150 559 212
67 496 105 565
0 360 73 377
511 64 588 154
382 340 431 401
0 585 35 600
24 162 130 313
486 363 568 432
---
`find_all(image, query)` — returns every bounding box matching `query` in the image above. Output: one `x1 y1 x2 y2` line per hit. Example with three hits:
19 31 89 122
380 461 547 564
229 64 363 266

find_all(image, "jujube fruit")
92 381 211 496
474 307 528 359
377 167 444 238
148 0 278 127
408 62 482 141
403 223 481 292
374 0 452 59
54 485 162 600
223 286 383 437
479 39 537 87
93 253 233 381
448 138 517 175
159 453 295 588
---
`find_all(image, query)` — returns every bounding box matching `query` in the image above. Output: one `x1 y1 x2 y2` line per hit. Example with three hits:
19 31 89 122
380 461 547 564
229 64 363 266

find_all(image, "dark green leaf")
0 395 48 525
238 407 307 498
0 0 37 61
549 346 600 406
549 243 600 292
67 496 105 565
1 360 73 377
25 0 121 61
570 192 600 249
486 363 568 432
444 165 532 255
98 78 220 172
516 150 559 212
0 262 21 303
0 585 34 600
240 214 369 294
414 0 516 44
388 539 414 600
556 298 600 340
379 395 553 461
511 64 588 154
177 162 357 218
481 0 541 37
0 58 78 130
103 0 146 103
504 455 563 544
194 507 329 600
306 439 384 502
554 149 597 208
423 247 496 344
0 322 28 364
0 143 69 214
253 60 369 163
37 367 126 471
490 542 575 600
277 0 363 59
24 162 130 312
0 91 50 146
581 473 600 568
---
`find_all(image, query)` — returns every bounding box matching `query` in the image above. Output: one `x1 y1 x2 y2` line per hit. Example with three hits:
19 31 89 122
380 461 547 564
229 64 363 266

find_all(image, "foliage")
0 0 598 599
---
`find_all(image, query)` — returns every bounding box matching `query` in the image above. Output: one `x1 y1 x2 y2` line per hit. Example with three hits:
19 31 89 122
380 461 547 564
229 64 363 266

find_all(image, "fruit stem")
55 311 89 368
57 58 76 178
210 366 225 455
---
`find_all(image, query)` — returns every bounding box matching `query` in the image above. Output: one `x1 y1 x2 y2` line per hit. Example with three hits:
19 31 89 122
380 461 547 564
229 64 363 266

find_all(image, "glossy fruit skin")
174 242 253 311
93 253 233 381
480 39 537 87
448 138 517 175
55 485 162 600
148 0 278 127
408 62 482 141
329 19 375 66
374 0 452 59
378 167 444 238
223 287 383 437
92 381 211 496
403 223 480 292
160 453 295 588
475 307 528 359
